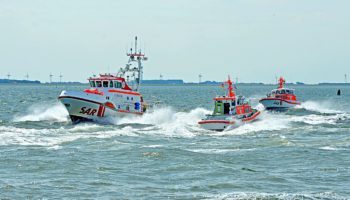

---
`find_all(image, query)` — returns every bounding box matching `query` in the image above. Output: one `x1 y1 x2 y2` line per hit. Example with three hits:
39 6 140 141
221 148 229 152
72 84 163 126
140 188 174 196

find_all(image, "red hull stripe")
259 98 301 105
97 105 103 117
198 120 235 124
58 96 143 116
108 90 140 96
242 111 260 122
117 109 143 115
101 106 106 117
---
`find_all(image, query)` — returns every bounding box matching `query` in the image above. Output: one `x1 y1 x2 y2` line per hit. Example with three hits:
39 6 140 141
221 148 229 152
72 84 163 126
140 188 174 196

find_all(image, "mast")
123 36 147 91
225 75 235 98
278 76 285 89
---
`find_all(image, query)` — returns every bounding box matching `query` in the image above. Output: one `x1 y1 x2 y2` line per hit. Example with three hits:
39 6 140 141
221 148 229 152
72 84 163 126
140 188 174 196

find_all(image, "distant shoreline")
0 78 349 86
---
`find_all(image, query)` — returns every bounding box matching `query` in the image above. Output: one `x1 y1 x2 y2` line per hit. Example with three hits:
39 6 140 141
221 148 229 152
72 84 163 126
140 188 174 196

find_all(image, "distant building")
0 79 41 84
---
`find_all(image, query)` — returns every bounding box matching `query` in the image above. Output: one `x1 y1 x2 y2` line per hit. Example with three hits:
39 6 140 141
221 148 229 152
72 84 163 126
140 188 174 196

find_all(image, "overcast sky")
0 0 349 83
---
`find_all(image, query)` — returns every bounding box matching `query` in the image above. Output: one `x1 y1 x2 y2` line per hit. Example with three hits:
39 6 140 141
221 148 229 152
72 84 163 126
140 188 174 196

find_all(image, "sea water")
0 84 349 199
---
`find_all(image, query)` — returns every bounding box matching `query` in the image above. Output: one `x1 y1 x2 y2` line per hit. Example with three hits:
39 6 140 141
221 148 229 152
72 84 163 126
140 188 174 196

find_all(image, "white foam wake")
296 101 342 114
209 191 346 200
112 106 211 137
13 102 69 122
215 111 290 136
0 124 137 147
289 114 344 125
1 107 212 147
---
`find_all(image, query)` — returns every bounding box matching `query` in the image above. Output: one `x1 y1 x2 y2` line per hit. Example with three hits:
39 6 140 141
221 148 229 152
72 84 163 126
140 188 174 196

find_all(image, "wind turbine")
59 73 63 84
49 73 53 84
345 74 348 84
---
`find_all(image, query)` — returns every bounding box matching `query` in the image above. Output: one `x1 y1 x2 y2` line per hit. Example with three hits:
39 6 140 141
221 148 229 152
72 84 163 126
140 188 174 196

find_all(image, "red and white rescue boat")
198 76 260 131
259 77 301 111
58 36 148 123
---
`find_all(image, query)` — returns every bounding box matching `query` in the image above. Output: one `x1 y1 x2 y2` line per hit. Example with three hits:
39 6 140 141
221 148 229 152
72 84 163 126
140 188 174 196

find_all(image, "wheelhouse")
268 88 297 101
213 95 251 115
270 88 295 96
89 79 123 89
87 74 129 90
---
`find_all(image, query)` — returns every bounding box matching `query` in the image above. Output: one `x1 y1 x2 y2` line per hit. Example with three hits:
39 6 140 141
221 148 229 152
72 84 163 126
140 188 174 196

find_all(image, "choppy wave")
13 102 69 122
0 124 138 147
4 99 350 148
0 107 211 146
208 191 347 200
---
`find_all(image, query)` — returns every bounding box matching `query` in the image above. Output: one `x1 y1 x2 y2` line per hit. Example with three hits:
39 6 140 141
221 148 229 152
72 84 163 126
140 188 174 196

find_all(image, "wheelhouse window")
103 81 109 87
96 81 102 87
89 80 96 87
114 81 122 88
281 90 286 94
109 81 113 88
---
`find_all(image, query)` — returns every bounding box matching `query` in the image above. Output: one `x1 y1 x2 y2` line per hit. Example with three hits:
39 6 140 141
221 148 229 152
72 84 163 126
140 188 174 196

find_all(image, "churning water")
0 84 349 199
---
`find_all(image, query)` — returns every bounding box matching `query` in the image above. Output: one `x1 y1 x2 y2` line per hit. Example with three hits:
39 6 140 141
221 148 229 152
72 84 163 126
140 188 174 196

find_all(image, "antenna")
345 74 348 84
59 73 63 83
7 73 11 80
49 73 53 84
275 76 278 84
199 74 202 84
134 36 137 54
143 42 146 55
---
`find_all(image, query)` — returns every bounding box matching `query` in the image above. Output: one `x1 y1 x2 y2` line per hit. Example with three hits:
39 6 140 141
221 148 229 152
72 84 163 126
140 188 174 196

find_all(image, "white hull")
59 90 142 123
199 110 260 131
199 120 237 131
259 98 299 111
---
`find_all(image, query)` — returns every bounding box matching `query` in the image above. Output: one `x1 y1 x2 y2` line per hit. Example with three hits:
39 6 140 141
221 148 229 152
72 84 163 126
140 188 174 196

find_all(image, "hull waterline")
59 92 142 124
199 110 261 131
259 98 300 111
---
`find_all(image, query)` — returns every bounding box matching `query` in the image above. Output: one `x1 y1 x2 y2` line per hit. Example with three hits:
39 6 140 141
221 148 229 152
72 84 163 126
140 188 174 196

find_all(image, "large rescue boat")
259 77 301 111
59 36 148 123
198 76 260 131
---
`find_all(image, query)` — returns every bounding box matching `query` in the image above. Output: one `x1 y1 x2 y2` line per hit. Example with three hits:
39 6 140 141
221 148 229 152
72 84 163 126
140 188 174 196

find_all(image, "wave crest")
13 102 69 122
